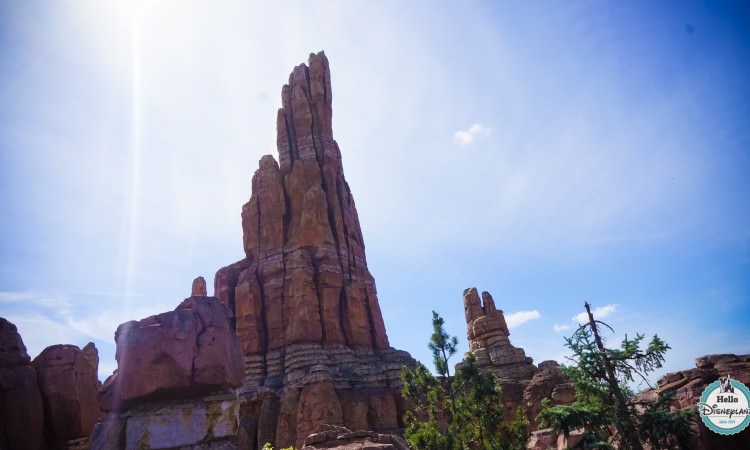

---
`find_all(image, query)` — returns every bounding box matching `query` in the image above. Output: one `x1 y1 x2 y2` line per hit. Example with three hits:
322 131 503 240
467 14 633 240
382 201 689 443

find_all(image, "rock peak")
208 52 412 448
219 51 388 354
191 276 207 296
277 51 333 175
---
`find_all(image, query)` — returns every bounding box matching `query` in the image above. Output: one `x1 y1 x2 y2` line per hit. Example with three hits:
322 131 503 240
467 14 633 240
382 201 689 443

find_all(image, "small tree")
539 302 693 450
402 311 528 450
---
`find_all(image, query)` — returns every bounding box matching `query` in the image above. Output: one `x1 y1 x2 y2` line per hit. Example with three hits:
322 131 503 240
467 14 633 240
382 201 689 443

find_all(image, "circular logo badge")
697 375 750 435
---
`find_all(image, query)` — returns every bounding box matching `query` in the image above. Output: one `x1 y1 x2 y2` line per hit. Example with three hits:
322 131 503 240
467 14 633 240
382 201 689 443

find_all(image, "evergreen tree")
538 302 694 449
401 311 528 450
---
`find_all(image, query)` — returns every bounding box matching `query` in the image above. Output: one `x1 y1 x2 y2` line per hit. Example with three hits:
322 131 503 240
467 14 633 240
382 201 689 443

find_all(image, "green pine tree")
401 311 529 450
538 302 694 450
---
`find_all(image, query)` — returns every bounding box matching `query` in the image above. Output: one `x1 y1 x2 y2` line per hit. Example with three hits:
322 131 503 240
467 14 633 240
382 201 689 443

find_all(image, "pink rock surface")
32 343 103 444
0 317 44 450
100 296 242 411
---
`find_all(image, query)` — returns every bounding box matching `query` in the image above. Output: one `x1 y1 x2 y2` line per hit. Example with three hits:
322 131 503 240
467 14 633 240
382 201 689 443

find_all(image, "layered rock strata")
213 51 414 449
0 317 44 450
90 394 240 450
460 288 573 425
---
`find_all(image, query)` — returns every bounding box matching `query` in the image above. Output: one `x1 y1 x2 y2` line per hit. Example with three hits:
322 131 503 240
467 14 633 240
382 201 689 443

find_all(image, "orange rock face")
214 52 413 449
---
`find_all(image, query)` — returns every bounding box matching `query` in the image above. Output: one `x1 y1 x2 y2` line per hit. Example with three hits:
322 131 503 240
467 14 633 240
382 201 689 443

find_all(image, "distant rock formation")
0 317 43 450
459 288 573 426
530 354 750 449
635 353 750 450
32 343 103 447
212 51 414 449
1 317 103 450
523 361 575 430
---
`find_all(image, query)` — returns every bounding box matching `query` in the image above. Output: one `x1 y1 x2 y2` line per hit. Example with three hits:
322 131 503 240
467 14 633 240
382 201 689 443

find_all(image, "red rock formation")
0 317 44 450
192 275 208 296
637 353 750 450
32 343 103 446
213 52 414 449
98 296 243 411
459 288 573 426
216 51 388 354
522 361 575 430
301 424 410 450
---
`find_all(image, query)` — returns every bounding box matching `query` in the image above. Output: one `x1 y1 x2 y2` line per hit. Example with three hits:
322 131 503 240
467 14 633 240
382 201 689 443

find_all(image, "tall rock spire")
218 51 388 354
213 52 410 448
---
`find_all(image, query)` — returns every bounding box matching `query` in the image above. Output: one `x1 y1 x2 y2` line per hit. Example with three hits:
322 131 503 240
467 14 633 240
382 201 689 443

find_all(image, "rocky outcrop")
459 288 573 426
301 424 410 450
99 296 243 412
91 294 244 449
636 353 750 450
215 51 388 355
90 394 240 450
523 361 575 430
0 317 44 450
526 428 584 450
193 276 208 296
32 342 103 447
212 51 414 449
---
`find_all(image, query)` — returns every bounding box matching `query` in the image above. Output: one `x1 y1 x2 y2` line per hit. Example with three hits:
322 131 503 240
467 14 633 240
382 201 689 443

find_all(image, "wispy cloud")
0 290 168 379
453 123 492 146
573 304 617 324
506 310 540 329
553 323 571 332
0 291 71 311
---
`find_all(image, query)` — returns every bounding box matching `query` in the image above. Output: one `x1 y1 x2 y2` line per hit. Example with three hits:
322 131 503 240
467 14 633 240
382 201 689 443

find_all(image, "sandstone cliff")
88 52 413 450
213 51 413 449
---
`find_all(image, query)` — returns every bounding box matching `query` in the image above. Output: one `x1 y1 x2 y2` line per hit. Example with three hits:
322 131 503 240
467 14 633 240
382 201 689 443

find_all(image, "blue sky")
1 1 749 386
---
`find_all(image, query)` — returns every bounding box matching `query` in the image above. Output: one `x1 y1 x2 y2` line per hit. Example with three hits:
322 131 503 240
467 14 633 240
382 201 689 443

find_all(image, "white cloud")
553 323 571 332
453 123 492 146
506 310 540 329
573 304 617 324
0 291 71 311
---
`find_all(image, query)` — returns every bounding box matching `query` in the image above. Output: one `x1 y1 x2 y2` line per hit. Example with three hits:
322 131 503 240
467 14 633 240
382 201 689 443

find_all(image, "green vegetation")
401 311 528 450
261 443 294 450
538 302 694 450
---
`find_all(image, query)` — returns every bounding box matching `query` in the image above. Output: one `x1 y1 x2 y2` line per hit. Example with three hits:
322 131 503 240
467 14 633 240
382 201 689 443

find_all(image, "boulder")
301 424 409 450
523 361 575 429
0 317 44 450
32 343 103 444
99 296 243 411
